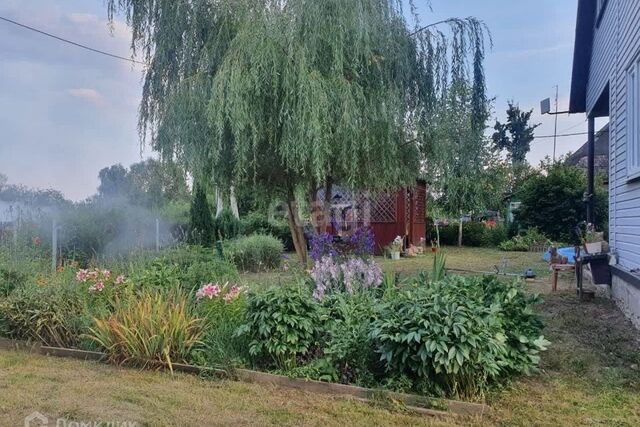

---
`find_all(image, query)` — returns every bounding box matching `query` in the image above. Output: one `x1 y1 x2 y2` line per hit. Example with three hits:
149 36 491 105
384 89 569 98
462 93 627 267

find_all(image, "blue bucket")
543 246 577 264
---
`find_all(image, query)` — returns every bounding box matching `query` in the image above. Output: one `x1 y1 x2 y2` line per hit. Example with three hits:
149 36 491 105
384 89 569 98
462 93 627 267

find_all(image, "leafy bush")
315 293 379 385
191 282 249 367
89 290 203 371
240 211 294 251
131 259 182 290
499 228 550 252
515 162 607 242
225 234 284 272
237 284 320 369
481 277 548 375
189 184 215 246
437 224 459 246
127 246 239 292
0 281 92 347
435 222 506 247
0 266 27 297
214 208 241 240
461 222 489 247
486 224 508 247
369 275 548 398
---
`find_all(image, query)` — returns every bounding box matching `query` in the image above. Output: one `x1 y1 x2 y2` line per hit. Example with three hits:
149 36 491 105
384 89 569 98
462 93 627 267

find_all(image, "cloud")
67 88 105 107
67 13 99 25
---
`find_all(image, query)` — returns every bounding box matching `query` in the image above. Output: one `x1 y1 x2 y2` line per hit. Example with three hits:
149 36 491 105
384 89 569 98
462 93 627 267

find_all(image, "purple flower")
310 256 382 299
309 232 339 261
348 227 375 257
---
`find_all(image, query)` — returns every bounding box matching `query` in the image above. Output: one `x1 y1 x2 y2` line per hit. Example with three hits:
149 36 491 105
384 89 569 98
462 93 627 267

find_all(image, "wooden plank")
40 346 105 361
0 337 40 353
234 369 488 417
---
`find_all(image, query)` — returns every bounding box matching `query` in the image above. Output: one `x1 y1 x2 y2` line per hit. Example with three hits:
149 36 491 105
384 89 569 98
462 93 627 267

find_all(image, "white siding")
588 0 640 270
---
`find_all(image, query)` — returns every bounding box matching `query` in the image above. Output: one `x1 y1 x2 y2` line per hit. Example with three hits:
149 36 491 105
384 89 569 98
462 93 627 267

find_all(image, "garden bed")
0 337 487 418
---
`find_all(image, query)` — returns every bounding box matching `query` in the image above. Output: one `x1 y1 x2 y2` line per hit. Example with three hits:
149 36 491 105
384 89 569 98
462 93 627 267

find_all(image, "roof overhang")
569 0 597 114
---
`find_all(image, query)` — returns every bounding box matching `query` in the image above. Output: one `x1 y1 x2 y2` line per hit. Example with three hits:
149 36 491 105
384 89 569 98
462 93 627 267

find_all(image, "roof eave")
569 0 596 114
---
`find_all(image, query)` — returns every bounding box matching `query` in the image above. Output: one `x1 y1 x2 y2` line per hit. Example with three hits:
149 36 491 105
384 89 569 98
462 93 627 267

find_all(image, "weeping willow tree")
108 0 490 264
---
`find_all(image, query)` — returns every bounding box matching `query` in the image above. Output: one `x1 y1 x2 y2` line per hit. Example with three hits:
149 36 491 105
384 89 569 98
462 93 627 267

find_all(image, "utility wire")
0 15 147 66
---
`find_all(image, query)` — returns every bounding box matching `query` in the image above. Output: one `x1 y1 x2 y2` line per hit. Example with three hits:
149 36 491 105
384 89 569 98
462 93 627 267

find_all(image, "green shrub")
314 293 379 385
237 283 320 370
499 228 551 252
88 290 203 371
369 275 548 398
189 184 215 246
128 246 239 292
225 234 284 272
240 211 294 251
192 284 249 368
131 259 182 290
515 163 607 242
436 222 499 247
462 222 488 247
0 266 27 297
481 277 548 375
214 208 241 240
437 224 458 246
0 282 92 347
183 260 240 291
486 224 508 247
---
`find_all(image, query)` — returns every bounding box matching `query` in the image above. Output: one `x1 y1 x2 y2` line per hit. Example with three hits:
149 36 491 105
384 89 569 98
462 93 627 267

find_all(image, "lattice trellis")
317 186 397 225
368 191 397 223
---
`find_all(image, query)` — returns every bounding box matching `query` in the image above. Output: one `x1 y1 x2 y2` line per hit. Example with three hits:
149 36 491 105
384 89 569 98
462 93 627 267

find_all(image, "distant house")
570 0 640 326
565 123 609 183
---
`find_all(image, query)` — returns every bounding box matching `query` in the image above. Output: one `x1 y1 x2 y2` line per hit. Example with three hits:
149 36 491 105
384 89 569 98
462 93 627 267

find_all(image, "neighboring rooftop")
565 123 609 180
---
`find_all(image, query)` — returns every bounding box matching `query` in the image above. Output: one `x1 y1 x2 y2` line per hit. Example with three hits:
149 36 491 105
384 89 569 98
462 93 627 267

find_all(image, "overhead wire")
0 15 147 66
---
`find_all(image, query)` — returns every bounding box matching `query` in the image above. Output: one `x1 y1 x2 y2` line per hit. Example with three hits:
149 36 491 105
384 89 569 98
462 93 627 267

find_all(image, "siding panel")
589 0 640 270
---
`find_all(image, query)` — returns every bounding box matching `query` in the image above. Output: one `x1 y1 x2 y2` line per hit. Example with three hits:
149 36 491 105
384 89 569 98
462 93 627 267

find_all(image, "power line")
0 15 147 66
558 119 587 134
530 130 609 145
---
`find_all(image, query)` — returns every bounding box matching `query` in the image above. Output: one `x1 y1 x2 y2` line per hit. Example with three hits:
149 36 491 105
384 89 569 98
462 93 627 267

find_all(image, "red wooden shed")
316 180 426 253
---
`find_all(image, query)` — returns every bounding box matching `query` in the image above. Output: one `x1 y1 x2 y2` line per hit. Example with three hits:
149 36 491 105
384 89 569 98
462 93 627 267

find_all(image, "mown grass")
241 246 550 289
0 350 448 426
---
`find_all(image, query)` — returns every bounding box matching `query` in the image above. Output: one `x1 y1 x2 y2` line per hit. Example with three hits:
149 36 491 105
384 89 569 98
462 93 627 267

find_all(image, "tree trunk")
457 216 463 247
286 194 308 266
229 185 240 219
322 179 333 233
215 187 224 218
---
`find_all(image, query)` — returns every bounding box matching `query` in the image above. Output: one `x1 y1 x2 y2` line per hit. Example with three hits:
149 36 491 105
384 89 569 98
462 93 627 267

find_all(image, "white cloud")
67 88 105 107
67 12 99 25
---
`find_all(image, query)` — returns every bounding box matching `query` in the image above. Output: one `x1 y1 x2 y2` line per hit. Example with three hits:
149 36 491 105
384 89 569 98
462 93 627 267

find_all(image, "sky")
0 0 603 201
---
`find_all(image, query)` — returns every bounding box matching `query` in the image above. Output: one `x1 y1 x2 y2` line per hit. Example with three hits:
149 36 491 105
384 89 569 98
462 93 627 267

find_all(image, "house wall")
587 0 640 326
588 0 640 271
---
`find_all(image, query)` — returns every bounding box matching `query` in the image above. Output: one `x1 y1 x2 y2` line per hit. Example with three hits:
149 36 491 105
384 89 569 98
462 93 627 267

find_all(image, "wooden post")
51 220 58 273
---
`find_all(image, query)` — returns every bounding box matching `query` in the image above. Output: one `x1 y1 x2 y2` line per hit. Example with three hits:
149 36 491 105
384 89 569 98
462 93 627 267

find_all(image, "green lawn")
242 246 550 289
1 247 638 426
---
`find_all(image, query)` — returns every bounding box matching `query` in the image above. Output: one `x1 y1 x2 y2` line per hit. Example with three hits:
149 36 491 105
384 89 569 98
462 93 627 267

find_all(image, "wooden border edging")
233 369 487 417
0 338 488 418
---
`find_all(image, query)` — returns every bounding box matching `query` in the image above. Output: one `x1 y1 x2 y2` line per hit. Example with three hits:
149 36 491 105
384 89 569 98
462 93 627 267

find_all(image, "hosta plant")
369 275 548 398
237 283 319 370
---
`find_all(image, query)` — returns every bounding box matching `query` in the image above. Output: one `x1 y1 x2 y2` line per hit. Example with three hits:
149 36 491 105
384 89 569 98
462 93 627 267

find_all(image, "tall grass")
88 290 203 372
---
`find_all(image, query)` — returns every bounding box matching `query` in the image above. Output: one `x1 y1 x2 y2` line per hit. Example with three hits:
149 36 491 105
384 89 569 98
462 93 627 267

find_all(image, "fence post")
52 219 58 273
156 218 160 252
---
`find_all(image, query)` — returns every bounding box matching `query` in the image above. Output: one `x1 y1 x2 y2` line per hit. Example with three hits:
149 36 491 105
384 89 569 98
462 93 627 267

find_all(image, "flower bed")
0 244 549 403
